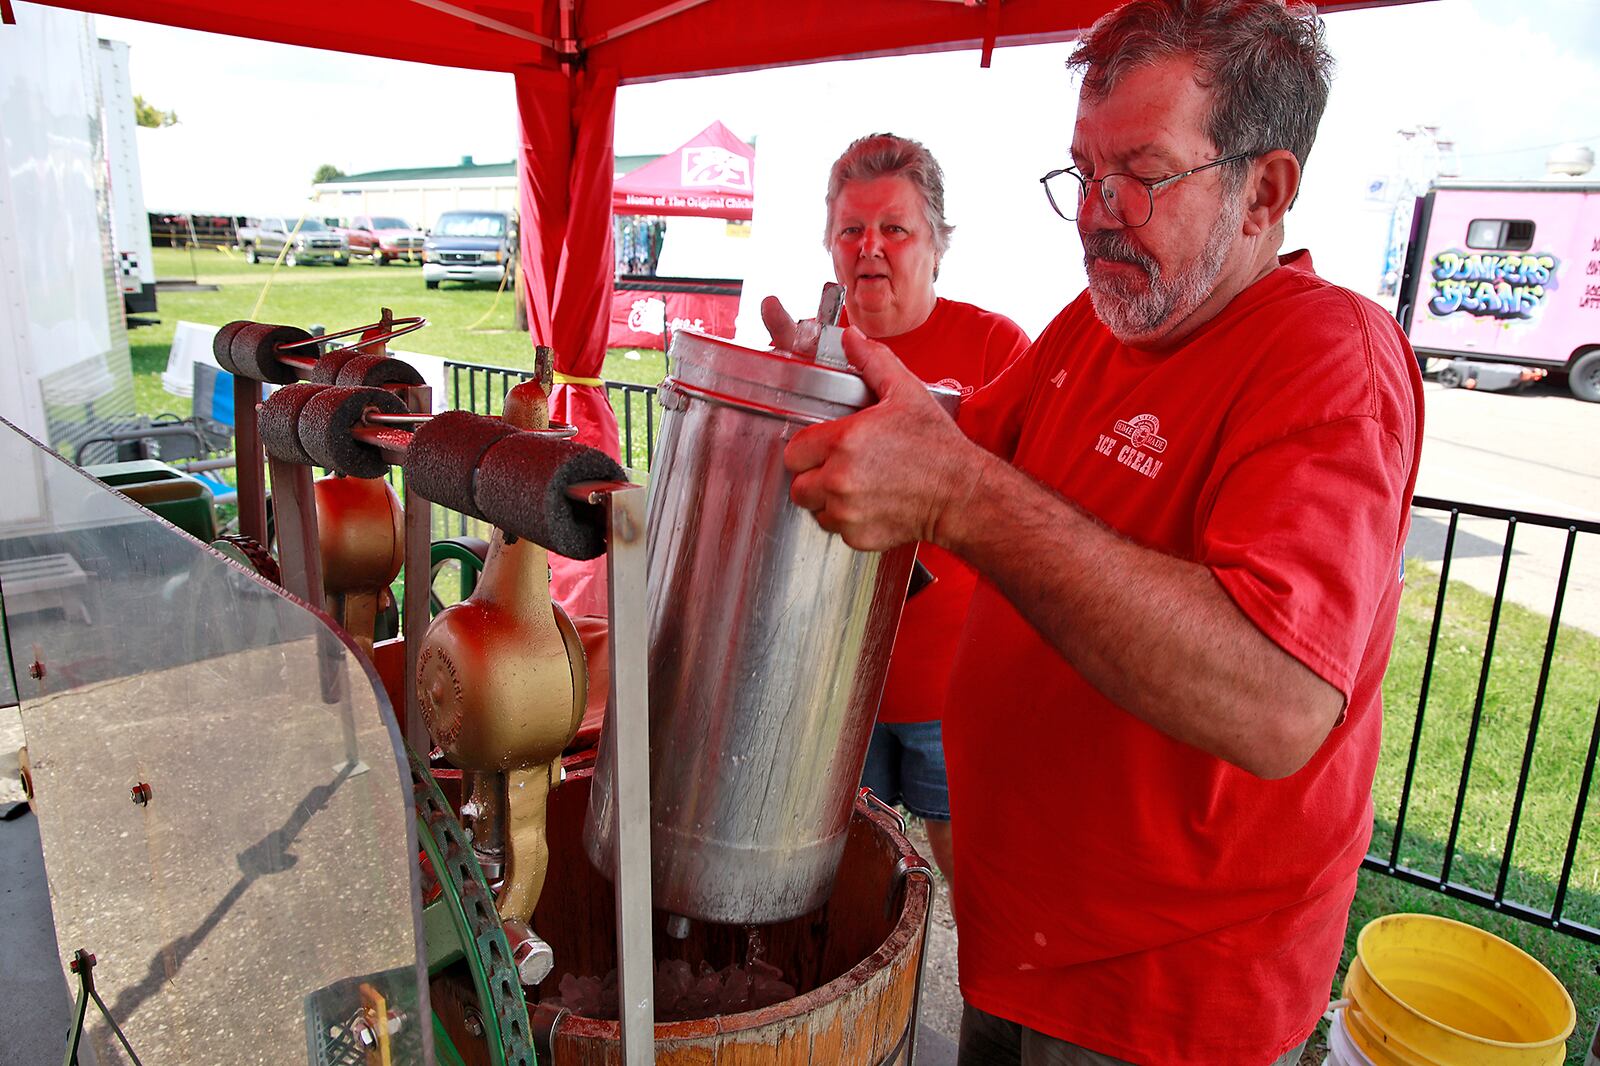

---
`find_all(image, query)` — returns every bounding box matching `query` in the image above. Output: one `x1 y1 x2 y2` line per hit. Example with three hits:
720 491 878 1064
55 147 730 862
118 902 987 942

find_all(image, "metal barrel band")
659 377 829 427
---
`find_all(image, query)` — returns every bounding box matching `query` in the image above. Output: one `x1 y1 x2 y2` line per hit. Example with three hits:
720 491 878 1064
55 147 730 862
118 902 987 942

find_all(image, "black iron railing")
1371 496 1600 944
443 360 658 471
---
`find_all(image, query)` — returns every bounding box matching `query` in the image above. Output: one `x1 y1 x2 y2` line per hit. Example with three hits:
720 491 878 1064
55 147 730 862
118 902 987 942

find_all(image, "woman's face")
828 175 940 337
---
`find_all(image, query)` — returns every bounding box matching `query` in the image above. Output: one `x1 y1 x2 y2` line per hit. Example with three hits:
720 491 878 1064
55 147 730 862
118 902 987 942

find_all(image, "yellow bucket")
1341 913 1576 1065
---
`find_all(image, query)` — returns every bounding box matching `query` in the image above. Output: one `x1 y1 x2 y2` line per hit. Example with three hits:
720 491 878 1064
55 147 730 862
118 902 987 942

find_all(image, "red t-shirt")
868 297 1030 723
946 252 1423 1064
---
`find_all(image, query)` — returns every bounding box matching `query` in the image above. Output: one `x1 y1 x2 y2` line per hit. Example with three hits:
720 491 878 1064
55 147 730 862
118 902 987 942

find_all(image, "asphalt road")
1409 376 1600 635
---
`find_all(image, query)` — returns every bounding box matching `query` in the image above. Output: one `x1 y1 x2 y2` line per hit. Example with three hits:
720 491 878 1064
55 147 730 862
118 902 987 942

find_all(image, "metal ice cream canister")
583 330 957 925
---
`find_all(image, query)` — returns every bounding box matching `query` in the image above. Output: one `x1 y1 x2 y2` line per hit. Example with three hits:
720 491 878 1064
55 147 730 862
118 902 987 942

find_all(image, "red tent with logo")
609 121 752 351
7 0 1428 613
613 121 755 220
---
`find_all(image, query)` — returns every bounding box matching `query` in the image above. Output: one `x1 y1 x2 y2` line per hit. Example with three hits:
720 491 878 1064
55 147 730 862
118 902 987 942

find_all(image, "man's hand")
760 296 821 356
783 328 984 552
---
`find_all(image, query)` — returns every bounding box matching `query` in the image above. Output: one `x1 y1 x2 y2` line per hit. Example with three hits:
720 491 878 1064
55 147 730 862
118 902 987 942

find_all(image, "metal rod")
1441 517 1517 885
1553 695 1600 924
405 0 561 49
1389 508 1459 870
600 484 654 1066
1359 856 1600 945
645 388 655 471
233 375 268 545
267 456 324 610
401 384 434 753
1411 494 1600 535
1495 526 1577 903
276 313 426 352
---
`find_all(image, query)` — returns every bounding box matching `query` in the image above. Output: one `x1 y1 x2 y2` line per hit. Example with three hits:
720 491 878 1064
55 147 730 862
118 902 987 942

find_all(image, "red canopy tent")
613 120 755 220
5 0 1427 612
609 121 753 350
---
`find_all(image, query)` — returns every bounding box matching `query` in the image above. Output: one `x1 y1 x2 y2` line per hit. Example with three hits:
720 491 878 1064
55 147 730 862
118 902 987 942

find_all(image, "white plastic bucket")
1324 1008 1377 1066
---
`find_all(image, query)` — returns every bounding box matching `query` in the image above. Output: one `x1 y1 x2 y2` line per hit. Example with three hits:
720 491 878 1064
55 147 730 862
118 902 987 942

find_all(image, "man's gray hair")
1068 0 1334 181
823 133 955 258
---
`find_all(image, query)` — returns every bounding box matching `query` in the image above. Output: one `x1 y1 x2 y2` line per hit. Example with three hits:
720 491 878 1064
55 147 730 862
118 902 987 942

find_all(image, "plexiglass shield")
0 418 430 1065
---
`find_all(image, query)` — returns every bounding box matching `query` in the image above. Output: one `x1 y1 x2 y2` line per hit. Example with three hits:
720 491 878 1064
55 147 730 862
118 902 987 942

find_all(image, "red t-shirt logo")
1113 413 1168 453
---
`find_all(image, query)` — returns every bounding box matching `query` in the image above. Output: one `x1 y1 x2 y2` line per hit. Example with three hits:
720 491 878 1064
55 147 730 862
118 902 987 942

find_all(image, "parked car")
238 216 349 266
338 214 425 265
423 209 516 289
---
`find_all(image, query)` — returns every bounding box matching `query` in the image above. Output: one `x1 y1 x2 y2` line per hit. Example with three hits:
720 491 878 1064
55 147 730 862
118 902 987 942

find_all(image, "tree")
133 95 178 128
313 164 347 184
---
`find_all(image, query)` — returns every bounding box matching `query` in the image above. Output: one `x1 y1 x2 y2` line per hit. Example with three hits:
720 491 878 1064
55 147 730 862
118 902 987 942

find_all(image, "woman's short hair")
823 133 955 259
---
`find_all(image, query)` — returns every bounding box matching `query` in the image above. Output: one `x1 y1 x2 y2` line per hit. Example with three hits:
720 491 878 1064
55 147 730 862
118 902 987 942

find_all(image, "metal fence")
1370 497 1600 944
443 360 658 472
440 359 1600 943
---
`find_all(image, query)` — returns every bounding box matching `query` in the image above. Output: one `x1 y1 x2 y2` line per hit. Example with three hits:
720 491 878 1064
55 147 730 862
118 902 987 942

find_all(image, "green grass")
138 246 667 420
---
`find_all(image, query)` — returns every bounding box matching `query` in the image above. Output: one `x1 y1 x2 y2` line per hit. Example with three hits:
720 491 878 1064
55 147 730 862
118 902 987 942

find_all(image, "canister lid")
666 330 960 423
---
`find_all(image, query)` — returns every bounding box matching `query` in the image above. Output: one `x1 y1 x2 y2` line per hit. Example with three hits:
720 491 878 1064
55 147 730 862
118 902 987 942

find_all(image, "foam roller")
309 346 369 384
211 320 251 376
227 322 313 385
403 411 517 518
257 381 329 465
334 353 424 388
474 434 626 560
296 385 407 478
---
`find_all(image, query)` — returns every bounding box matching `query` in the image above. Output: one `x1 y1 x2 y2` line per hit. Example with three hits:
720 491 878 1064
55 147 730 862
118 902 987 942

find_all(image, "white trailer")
0 5 136 458
97 36 157 317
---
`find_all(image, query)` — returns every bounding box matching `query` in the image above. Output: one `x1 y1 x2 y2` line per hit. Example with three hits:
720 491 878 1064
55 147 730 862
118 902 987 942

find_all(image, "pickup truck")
337 214 425 265
423 209 517 289
238 216 350 267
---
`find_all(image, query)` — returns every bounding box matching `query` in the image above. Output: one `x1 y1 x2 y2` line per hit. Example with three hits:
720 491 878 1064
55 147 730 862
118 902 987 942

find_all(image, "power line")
1455 133 1600 160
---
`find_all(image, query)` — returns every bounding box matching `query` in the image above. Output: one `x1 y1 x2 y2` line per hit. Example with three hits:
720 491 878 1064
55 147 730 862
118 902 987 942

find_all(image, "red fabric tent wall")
612 121 755 220
518 66 622 617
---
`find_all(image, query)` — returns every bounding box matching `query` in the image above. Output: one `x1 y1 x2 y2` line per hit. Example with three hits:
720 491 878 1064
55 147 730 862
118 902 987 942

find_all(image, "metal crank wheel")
410 744 536 1066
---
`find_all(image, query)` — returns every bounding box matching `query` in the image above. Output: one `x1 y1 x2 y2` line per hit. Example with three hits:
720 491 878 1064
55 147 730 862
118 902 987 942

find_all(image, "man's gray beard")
1084 197 1243 344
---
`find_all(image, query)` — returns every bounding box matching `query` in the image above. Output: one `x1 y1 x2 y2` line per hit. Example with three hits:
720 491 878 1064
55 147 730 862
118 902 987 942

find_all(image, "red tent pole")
516 64 623 618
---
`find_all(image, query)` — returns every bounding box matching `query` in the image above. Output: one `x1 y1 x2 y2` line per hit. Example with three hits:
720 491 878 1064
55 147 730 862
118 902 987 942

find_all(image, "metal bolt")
353 1019 376 1048
503 918 556 985
665 914 692 940
130 783 152 806
463 1009 484 1038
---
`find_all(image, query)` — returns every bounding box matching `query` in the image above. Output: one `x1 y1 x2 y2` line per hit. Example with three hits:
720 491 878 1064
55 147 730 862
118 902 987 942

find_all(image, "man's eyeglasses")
1039 152 1255 228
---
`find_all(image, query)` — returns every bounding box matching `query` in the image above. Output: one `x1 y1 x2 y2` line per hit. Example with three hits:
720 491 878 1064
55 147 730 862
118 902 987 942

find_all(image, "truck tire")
426 279 439 290
244 244 258 264
1570 349 1600 402
1438 364 1464 388
373 253 387 266
334 256 349 267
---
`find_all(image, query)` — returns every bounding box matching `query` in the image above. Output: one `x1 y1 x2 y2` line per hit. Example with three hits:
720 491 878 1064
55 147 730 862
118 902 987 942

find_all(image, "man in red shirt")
779 2 1424 1063
793 133 1030 883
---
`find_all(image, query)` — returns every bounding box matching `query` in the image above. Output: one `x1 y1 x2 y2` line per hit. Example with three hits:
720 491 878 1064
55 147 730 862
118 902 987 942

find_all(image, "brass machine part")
417 356 587 923
314 475 405 658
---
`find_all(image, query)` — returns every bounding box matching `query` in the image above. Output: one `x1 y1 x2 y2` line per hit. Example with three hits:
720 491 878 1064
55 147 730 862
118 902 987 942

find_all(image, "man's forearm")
938 446 1343 779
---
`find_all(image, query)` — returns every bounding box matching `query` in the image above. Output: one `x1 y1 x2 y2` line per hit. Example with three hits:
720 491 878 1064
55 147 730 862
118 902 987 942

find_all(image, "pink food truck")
1397 180 1600 401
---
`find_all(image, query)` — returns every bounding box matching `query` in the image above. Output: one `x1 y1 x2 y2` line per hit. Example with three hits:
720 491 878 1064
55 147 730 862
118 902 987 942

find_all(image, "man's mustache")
1082 232 1157 275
